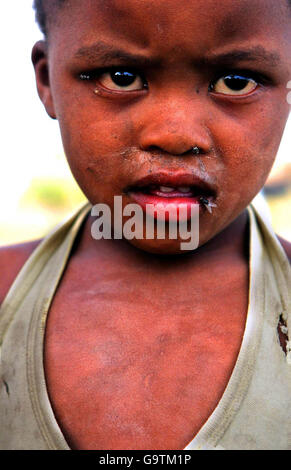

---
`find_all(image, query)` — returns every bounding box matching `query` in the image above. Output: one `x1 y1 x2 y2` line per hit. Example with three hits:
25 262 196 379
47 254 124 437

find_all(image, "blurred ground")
0 175 86 246
263 162 291 242
0 157 290 247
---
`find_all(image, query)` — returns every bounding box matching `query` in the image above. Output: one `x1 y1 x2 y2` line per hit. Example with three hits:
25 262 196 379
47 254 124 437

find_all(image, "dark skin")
1 0 291 450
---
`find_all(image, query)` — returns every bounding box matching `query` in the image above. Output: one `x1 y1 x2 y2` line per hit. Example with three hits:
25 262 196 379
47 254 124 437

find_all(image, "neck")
74 209 249 270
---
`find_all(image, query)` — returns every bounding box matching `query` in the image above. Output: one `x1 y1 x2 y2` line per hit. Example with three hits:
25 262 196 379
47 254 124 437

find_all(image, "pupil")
111 71 136 87
224 75 249 91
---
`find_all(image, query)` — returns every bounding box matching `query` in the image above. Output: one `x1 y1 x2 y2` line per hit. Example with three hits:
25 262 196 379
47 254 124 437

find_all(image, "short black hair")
34 0 291 38
34 0 48 36
33 0 65 37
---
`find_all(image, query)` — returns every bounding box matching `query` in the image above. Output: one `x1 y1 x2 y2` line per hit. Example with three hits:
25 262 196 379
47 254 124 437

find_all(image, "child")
0 0 290 450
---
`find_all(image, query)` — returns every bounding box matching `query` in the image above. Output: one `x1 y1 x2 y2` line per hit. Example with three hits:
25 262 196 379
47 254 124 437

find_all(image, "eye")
80 68 147 92
100 70 147 91
210 74 258 96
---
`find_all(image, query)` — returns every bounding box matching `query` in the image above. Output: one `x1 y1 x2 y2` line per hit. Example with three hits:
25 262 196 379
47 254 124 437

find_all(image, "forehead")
91 0 286 34
50 0 290 60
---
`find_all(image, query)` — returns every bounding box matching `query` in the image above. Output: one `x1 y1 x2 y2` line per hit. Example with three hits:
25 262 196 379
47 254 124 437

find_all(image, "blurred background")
0 1 290 246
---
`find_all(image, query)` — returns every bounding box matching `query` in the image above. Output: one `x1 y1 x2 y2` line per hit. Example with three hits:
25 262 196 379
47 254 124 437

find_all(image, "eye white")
212 75 258 96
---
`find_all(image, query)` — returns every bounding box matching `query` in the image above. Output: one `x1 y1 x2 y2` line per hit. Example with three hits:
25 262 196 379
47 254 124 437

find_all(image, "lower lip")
128 191 202 221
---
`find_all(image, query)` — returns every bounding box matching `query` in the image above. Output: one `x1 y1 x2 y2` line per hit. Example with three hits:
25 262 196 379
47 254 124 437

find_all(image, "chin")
126 237 200 256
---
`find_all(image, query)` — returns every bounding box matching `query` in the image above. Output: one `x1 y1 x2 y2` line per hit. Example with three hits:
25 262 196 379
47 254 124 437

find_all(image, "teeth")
178 186 191 193
158 186 192 194
159 186 175 193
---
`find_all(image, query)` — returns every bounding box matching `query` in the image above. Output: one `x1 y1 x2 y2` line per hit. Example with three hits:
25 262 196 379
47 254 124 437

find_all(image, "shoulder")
277 236 291 264
0 239 42 306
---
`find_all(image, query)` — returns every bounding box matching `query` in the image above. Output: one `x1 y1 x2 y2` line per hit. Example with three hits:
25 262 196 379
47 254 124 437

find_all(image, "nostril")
146 145 164 154
143 145 187 157
144 145 205 157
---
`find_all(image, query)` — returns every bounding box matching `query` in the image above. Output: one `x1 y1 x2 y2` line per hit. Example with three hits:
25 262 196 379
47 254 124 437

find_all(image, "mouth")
124 172 217 220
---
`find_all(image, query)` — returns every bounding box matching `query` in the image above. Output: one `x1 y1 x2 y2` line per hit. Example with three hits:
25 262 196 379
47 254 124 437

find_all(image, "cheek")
55 103 136 203
212 100 289 203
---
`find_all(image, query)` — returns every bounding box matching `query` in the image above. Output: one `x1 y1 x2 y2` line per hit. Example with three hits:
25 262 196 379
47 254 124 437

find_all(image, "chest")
44 257 248 450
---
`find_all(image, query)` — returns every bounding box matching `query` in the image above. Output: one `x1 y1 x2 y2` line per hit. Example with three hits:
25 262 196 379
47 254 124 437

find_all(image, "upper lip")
125 170 217 196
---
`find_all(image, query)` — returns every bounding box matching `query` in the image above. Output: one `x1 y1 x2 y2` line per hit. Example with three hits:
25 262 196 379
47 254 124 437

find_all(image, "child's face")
34 0 291 253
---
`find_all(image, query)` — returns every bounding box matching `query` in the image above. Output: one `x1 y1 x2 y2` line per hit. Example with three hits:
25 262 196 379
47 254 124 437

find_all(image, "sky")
0 1 290 217
0 1 65 216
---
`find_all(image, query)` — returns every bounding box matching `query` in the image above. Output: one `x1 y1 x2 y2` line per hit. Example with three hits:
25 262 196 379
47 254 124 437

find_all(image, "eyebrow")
205 46 282 68
74 42 282 70
74 41 154 67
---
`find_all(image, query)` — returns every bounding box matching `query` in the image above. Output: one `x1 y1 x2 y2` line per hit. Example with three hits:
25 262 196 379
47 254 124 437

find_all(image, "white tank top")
0 201 290 450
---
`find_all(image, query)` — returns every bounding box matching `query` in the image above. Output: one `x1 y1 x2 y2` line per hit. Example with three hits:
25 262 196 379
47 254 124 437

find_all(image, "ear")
31 40 56 119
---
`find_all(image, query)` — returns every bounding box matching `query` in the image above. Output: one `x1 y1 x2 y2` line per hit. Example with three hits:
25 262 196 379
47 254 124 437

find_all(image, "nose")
137 95 212 156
